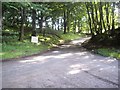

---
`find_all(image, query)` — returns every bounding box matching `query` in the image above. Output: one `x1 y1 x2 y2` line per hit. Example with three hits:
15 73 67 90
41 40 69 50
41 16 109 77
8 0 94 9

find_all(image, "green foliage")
96 48 120 60
2 42 49 60
1 32 82 60
61 33 82 41
2 28 19 42
2 2 120 60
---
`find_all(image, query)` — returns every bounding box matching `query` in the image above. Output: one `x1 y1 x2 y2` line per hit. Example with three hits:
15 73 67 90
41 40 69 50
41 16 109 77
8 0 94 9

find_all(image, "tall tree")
85 2 93 36
94 2 99 33
39 11 43 33
63 8 67 34
32 9 36 36
90 2 97 33
99 2 103 34
19 7 25 41
111 2 115 34
105 2 110 31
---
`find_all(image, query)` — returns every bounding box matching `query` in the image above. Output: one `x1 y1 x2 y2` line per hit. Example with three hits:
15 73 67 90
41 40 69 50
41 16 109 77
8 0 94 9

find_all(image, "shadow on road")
2 37 118 88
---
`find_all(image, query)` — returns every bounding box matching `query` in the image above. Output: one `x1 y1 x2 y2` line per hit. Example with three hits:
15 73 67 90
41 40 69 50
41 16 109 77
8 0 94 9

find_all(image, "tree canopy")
2 2 120 45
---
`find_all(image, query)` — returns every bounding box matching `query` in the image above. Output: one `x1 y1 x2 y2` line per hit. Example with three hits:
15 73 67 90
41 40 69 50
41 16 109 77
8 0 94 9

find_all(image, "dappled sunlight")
113 66 116 68
70 37 91 45
99 57 117 63
51 44 58 47
67 55 118 75
41 53 73 59
90 56 117 64
105 57 116 63
68 69 81 75
2 1 119 88
99 65 117 72
19 52 73 64
70 64 89 70
75 52 87 56
100 68 104 71
19 58 47 63
0 52 5 55
52 51 60 54
93 60 97 62
106 59 117 63
97 65 101 67
59 45 72 48
59 40 64 43
67 64 89 75
5 29 10 32
70 40 85 45
83 56 89 59
70 64 81 68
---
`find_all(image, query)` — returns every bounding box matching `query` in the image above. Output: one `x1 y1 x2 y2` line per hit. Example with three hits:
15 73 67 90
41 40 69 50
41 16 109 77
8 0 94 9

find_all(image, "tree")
111 2 115 34
19 7 26 41
85 2 93 36
63 8 67 34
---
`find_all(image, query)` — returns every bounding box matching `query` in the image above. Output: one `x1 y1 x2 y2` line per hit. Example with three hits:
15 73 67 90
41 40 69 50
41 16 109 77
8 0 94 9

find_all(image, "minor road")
2 37 118 88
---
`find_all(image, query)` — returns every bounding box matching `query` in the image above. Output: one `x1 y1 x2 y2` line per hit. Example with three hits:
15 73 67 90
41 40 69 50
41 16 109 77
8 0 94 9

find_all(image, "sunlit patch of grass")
59 40 64 43
96 48 120 60
61 33 82 40
2 42 49 60
0 53 5 55
5 29 10 32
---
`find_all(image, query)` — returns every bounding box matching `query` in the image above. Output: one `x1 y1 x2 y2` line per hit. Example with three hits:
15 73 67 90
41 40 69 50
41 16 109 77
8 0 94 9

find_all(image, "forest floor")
2 37 119 88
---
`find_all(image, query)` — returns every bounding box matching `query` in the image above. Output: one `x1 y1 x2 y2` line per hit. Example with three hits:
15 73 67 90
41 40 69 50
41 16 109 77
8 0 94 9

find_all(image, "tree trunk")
94 2 99 32
19 7 25 41
78 20 81 33
67 8 70 32
101 3 107 32
111 2 115 34
90 2 97 34
57 19 60 30
63 9 67 34
39 11 43 33
99 2 103 34
32 9 36 36
85 2 94 36
105 2 110 31
52 18 54 30
61 18 63 30
55 22 56 30
74 19 77 33
102 16 107 32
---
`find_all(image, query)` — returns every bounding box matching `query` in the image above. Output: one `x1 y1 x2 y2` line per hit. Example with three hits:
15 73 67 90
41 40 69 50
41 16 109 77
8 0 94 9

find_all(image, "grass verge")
1 33 82 60
95 48 120 60
82 38 120 60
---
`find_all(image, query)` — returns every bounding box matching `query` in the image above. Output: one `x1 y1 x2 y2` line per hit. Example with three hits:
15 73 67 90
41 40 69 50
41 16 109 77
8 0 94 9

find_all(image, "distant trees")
2 2 119 42
85 2 120 46
85 2 117 37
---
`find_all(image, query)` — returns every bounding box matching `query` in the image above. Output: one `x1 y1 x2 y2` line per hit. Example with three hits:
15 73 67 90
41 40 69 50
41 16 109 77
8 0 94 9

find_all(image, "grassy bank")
1 42 49 60
82 37 120 60
1 33 82 60
95 48 120 60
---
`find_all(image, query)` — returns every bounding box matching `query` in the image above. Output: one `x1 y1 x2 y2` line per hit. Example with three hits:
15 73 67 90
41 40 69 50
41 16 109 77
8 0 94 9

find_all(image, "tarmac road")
2 37 118 88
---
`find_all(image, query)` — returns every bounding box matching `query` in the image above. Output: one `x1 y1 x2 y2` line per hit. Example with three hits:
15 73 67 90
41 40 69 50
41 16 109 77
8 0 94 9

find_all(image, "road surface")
2 37 118 88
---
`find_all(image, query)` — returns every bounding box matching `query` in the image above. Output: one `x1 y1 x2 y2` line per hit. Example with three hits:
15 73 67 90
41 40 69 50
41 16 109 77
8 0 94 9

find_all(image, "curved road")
2 37 118 88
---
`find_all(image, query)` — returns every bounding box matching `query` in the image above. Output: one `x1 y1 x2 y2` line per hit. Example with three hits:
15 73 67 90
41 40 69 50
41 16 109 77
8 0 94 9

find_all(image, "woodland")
1 2 120 60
